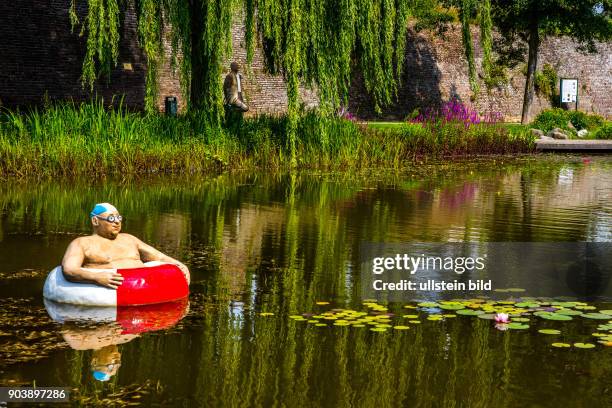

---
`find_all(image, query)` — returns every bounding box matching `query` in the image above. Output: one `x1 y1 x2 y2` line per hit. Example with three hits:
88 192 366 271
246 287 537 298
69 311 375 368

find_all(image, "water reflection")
44 299 188 382
0 156 611 406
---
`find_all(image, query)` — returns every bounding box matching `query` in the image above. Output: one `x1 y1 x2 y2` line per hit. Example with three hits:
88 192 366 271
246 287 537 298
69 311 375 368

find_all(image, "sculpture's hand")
94 271 124 289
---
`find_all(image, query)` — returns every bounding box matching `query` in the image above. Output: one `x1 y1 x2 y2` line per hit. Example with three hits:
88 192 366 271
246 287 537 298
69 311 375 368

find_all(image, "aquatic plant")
0 102 534 177
494 313 509 323
289 298 612 348
410 99 504 128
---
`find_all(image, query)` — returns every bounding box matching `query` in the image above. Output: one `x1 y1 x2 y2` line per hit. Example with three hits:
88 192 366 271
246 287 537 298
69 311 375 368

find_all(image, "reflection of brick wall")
349 24 612 121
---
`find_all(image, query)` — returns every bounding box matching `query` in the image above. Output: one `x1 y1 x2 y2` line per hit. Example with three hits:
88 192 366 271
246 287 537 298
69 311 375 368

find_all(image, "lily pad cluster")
284 298 612 348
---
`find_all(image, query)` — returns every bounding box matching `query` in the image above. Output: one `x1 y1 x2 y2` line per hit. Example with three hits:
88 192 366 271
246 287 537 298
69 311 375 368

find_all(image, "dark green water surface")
0 155 611 407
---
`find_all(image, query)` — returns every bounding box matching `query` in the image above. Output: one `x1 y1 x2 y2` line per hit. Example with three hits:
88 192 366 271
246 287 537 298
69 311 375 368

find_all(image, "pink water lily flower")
494 313 510 323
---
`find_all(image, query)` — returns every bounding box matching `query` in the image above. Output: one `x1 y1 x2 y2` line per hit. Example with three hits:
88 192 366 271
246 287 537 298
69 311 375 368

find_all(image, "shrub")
593 123 612 140
530 108 572 133
567 111 604 131
531 108 605 134
534 64 558 105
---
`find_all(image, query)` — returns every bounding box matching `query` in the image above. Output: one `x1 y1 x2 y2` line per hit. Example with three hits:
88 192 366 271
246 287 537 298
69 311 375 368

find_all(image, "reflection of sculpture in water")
61 323 137 382
44 298 189 382
223 62 249 113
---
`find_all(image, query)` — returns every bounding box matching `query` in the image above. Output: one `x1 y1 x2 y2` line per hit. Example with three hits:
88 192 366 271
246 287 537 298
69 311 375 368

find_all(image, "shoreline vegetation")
0 102 536 178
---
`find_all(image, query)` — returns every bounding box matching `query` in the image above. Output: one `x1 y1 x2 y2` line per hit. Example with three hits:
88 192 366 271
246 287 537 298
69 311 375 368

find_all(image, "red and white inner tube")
43 262 189 306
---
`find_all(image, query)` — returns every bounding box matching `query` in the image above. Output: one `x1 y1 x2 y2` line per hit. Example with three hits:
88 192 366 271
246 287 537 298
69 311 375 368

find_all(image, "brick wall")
155 13 319 116
349 24 612 121
1 3 610 121
0 0 146 109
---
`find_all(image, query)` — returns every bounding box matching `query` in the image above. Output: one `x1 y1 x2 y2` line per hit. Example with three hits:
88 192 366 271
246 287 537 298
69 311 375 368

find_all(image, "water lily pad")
442 314 457 318
403 305 418 309
515 302 540 308
316 301 330 305
352 324 366 328
599 310 612 315
393 326 410 330
439 304 465 310
477 313 497 320
581 313 611 320
260 312 274 316
315 323 327 327
554 309 582 316
456 309 485 316
551 343 571 348
573 343 596 349
370 327 387 332
376 324 392 328
575 305 596 310
507 323 529 330
403 314 419 319
538 329 561 335
536 312 572 321
289 315 305 319
417 302 439 308
408 320 421 324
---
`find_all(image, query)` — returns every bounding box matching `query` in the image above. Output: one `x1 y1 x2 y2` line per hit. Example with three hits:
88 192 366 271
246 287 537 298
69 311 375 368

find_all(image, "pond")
0 155 611 407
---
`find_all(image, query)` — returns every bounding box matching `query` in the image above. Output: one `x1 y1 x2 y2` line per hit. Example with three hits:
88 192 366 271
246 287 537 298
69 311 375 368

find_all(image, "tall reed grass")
0 101 535 177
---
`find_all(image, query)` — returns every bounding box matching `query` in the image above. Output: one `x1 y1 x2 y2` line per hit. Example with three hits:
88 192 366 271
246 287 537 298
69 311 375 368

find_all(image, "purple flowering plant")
410 99 503 128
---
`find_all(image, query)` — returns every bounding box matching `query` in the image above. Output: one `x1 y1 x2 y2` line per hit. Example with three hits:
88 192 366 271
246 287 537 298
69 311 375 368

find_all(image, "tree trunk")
190 1 204 109
521 20 540 124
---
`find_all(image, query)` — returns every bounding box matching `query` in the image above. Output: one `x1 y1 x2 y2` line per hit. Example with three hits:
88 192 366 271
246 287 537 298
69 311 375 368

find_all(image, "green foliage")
479 0 493 80
530 108 605 134
593 122 612 140
138 0 164 114
534 64 558 104
459 0 479 95
530 108 573 133
72 0 121 89
567 111 604 131
72 0 420 163
0 103 534 177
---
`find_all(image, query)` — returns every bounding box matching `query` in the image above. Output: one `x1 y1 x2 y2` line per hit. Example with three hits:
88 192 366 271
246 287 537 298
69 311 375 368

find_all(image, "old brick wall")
0 0 146 109
348 24 612 121
2 4 610 121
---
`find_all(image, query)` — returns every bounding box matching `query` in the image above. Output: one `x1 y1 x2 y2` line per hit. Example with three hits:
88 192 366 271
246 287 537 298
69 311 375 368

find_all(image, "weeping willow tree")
70 0 416 164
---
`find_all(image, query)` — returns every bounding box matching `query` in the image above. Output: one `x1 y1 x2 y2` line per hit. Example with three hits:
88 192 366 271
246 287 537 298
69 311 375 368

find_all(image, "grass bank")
0 102 535 177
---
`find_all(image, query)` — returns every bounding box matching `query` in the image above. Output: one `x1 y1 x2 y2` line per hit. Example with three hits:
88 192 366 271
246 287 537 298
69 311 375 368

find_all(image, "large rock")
530 128 545 138
548 128 569 140
577 129 589 138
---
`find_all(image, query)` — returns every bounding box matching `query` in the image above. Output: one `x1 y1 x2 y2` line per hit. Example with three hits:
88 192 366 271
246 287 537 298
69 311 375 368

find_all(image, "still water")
0 156 611 407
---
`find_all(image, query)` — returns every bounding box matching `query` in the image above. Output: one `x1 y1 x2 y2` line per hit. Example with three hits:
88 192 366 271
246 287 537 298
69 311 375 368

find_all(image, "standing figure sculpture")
223 62 249 113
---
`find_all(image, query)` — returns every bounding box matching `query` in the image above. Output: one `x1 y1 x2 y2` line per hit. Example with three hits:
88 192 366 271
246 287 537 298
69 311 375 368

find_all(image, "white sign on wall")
560 79 578 103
